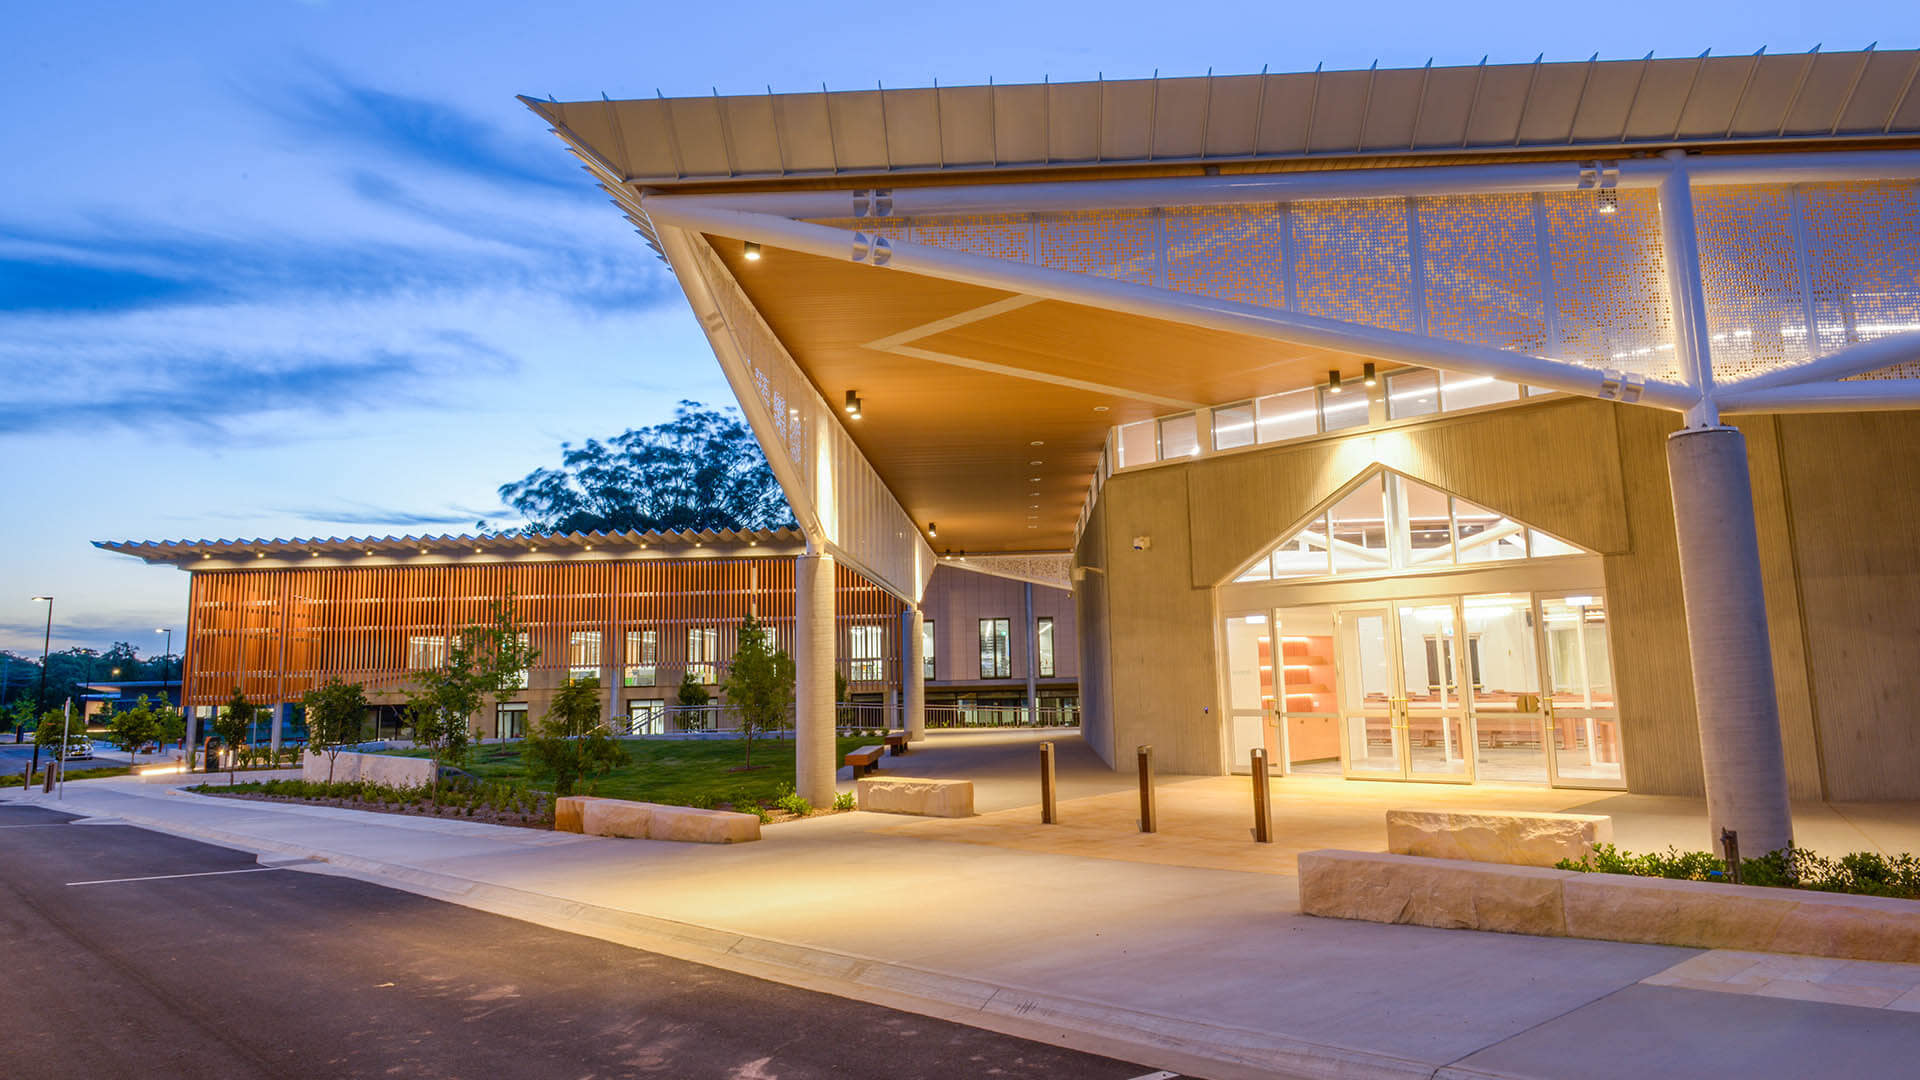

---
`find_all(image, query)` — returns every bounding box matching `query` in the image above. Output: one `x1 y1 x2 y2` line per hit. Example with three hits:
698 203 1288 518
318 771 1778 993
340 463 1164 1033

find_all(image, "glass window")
686 627 719 683
978 618 1010 679
1271 517 1333 578
495 702 527 740
1159 413 1200 459
1442 372 1523 411
1212 402 1256 451
1328 475 1390 573
568 630 602 684
922 620 935 680
850 624 885 682
1319 385 1369 432
1528 529 1583 558
1036 617 1055 677
1116 420 1157 468
625 698 664 735
407 635 445 670
1389 473 1454 568
623 629 657 687
1451 497 1528 564
1255 388 1318 443
1386 370 1441 420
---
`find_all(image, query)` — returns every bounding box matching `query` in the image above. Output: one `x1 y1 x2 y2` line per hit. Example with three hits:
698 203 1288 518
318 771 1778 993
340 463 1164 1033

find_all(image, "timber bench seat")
845 745 885 777
884 732 910 755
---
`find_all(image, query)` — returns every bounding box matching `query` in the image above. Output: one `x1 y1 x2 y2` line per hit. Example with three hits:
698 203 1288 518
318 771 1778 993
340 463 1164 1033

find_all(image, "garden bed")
189 779 554 830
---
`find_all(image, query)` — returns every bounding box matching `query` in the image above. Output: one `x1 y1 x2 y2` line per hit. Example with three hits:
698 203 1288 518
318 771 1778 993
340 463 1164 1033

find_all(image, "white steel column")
794 552 837 805
904 606 926 741
1667 428 1794 856
1659 149 1793 855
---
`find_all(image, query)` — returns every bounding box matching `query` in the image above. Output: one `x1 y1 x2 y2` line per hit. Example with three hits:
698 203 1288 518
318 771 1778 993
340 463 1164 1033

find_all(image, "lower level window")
626 699 664 735
495 703 528 740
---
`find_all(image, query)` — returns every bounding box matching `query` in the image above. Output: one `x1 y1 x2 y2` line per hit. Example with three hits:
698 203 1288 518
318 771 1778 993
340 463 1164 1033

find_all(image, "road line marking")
66 867 287 887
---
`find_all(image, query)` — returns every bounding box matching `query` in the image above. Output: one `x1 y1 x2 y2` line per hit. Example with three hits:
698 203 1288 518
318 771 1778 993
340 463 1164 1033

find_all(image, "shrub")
1557 843 1920 899
774 791 812 817
832 791 855 812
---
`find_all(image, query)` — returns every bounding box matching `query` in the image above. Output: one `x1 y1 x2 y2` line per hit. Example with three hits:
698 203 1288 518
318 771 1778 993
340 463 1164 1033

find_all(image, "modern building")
79 679 182 721
98 528 909 749
524 49 1920 852
98 529 1079 747
919 563 1077 722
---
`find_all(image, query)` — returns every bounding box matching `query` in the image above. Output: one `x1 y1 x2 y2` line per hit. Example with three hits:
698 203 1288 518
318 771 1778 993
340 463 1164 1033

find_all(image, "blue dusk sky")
1 0 1907 655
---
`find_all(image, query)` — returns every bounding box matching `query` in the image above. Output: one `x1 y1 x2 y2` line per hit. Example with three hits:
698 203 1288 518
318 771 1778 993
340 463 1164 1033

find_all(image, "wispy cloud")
0 67 681 441
276 501 510 529
256 67 585 196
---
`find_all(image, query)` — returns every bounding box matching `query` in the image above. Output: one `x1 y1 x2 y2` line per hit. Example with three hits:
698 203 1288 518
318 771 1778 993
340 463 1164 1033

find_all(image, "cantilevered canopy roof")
527 50 1920 558
528 49 1920 187
97 528 805 568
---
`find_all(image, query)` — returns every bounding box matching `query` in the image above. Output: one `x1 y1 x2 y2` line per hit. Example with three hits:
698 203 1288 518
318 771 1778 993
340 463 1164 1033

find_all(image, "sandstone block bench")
555 795 760 844
1386 808 1612 867
845 744 885 777
1298 849 1920 963
855 777 974 817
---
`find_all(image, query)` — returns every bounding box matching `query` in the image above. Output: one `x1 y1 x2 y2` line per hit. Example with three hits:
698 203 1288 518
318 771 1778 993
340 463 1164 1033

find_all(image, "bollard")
1251 748 1273 843
1039 741 1058 825
1136 744 1156 834
42 761 58 794
1721 828 1743 885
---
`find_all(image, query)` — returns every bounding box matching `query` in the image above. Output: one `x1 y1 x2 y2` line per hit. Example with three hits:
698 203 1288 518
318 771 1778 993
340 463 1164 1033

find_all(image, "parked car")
59 739 94 761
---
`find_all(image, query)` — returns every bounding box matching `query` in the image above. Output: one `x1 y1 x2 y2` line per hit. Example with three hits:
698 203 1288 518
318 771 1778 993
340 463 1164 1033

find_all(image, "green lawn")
394 737 876 809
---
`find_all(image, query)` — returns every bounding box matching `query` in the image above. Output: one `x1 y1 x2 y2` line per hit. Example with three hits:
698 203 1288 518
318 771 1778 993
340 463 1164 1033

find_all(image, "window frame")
1036 616 1055 678
978 618 1011 680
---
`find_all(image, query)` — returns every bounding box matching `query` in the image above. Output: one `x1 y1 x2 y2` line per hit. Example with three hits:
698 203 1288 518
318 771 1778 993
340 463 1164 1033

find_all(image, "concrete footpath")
9 763 1920 1080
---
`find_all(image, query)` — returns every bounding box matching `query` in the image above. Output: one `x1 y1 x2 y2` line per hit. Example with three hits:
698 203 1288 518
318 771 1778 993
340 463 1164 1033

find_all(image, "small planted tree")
720 615 794 770
152 700 185 756
303 678 369 784
675 671 711 732
212 687 255 783
522 677 624 796
404 597 539 802
107 695 162 767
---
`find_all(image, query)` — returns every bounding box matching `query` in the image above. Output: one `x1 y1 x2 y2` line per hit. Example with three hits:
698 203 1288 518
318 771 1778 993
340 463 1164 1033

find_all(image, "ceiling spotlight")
1029 459 1043 466
1028 477 1041 483
1029 440 1044 446
743 241 762 260
365 549 374 556
1327 369 1344 394
310 551 319 557
1093 405 1109 413
844 390 862 419
928 522 937 537
1363 362 1378 387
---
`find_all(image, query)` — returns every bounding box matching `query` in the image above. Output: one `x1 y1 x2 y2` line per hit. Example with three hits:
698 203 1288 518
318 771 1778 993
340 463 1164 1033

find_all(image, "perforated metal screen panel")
819 178 1920 387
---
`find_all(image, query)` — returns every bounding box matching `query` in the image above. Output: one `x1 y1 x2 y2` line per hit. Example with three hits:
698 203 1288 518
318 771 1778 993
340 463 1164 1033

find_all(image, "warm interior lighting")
1363 362 1378 387
1093 405 1109 413
927 522 937 537
743 241 762 260
843 389 862 418
1596 188 1618 214
1328 369 1344 394
310 550 319 557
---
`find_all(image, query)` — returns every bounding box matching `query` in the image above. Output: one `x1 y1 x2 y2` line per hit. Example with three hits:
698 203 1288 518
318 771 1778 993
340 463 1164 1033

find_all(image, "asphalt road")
0 802 1172 1080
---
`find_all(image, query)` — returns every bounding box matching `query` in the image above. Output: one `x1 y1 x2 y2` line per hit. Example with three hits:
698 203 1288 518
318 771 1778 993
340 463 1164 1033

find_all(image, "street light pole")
156 627 175 755
29 597 52 769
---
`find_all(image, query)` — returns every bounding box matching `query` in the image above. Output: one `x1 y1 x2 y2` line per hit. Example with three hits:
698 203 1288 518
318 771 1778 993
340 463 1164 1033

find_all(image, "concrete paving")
8 731 1920 1080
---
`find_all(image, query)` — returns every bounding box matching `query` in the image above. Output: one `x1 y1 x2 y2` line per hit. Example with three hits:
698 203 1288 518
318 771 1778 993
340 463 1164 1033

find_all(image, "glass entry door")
1538 593 1622 787
1334 601 1472 782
